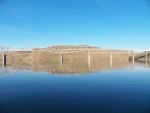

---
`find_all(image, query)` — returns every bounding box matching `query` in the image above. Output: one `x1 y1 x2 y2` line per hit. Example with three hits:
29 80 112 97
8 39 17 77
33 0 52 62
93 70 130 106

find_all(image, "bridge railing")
0 47 37 52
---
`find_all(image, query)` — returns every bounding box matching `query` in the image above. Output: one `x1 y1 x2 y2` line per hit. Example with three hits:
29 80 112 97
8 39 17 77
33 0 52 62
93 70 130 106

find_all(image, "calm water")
0 61 150 113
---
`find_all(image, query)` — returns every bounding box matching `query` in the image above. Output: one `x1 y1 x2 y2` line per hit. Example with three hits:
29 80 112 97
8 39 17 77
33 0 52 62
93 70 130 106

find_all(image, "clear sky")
0 0 150 49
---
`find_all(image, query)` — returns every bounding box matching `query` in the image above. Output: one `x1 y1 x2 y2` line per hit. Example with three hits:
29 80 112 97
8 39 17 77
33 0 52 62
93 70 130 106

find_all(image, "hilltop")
36 45 101 51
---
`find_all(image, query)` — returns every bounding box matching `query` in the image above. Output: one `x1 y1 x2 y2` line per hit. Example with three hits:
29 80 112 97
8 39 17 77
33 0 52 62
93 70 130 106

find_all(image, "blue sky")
0 0 150 49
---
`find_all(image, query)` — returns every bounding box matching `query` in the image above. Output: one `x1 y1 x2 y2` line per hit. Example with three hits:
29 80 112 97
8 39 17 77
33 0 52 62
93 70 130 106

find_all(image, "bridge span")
0 48 150 67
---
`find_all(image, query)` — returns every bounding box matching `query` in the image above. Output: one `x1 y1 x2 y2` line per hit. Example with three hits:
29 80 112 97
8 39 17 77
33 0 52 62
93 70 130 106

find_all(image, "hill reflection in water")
0 59 134 75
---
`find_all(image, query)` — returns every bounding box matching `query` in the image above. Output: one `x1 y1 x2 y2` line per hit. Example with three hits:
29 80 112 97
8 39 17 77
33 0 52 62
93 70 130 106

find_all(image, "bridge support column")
132 51 134 63
3 54 6 66
110 52 112 67
88 50 90 68
60 52 63 65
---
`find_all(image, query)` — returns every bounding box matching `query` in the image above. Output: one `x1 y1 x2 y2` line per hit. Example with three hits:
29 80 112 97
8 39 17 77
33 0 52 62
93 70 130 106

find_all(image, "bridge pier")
88 50 91 69
3 54 6 66
60 52 63 65
110 52 112 67
132 51 134 63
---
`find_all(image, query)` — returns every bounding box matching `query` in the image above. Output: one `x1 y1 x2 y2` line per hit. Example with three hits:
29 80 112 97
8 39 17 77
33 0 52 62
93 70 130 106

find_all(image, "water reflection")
132 60 150 70
0 59 150 75
0 60 150 113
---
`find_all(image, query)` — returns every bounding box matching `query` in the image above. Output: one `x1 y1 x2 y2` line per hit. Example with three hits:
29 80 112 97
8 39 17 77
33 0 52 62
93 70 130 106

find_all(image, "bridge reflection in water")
0 59 149 76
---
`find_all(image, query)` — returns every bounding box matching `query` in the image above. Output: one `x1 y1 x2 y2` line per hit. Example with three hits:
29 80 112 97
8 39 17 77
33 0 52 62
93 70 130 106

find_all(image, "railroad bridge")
0 47 150 67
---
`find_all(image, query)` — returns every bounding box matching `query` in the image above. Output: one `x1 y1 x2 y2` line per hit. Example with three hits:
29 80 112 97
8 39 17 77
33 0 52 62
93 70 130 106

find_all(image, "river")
0 60 150 113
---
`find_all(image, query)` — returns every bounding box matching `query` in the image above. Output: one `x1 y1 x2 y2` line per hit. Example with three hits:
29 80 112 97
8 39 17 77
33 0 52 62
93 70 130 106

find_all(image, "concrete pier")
3 54 6 66
132 51 134 63
60 52 63 65
145 51 147 59
110 52 112 67
88 50 90 69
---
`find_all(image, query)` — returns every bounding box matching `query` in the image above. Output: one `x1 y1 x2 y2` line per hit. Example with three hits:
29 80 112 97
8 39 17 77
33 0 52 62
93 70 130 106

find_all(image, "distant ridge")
38 45 101 51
